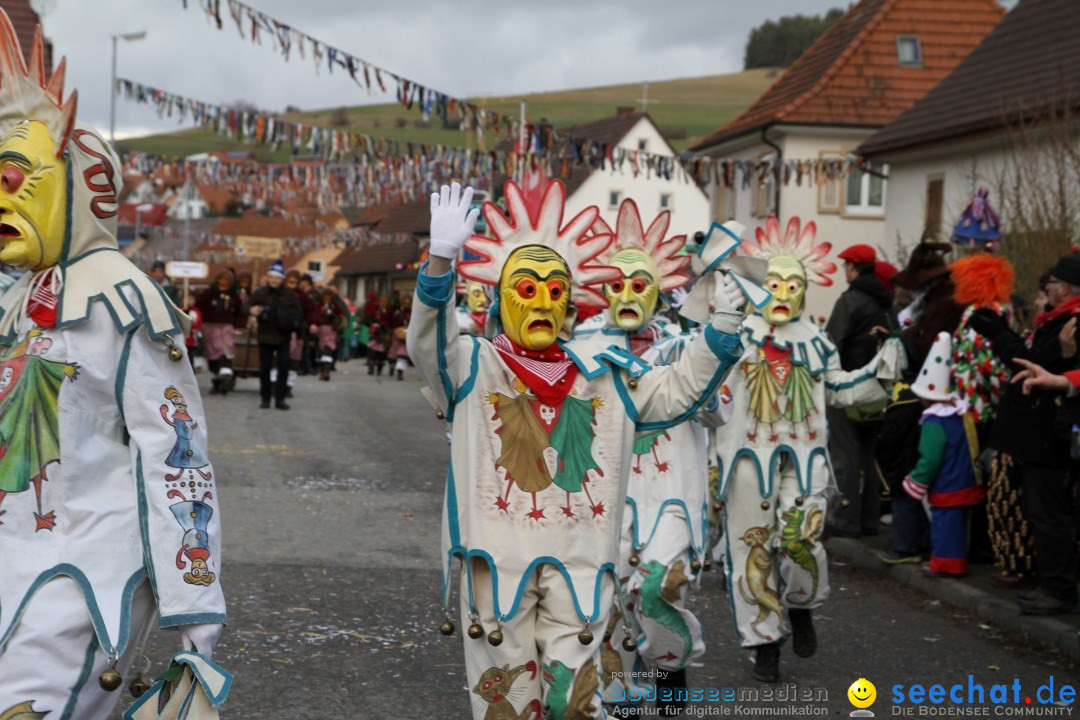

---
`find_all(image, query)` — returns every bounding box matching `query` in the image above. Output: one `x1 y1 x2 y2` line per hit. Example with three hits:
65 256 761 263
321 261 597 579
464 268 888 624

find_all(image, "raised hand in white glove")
668 286 689 310
180 623 224 659
428 182 480 260
710 272 747 335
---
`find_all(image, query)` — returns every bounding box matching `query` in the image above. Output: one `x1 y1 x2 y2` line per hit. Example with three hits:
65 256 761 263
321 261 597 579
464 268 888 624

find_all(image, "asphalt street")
113 361 1077 719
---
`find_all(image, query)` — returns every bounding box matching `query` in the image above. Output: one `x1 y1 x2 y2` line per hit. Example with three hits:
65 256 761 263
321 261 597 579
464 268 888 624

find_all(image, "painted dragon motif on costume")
737 525 782 640
543 658 599 720
636 559 693 666
778 505 823 606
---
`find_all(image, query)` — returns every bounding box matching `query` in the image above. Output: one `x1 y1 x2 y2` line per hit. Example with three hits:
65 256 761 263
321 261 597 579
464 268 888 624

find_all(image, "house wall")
700 127 887 318
563 117 710 241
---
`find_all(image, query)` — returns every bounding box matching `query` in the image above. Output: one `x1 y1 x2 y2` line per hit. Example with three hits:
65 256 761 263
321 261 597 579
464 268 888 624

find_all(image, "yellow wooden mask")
499 245 571 350
604 248 660 332
761 255 806 325
466 281 489 313
0 121 67 270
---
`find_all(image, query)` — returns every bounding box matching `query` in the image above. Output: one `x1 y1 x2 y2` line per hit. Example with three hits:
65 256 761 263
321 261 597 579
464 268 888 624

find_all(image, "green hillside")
118 68 780 160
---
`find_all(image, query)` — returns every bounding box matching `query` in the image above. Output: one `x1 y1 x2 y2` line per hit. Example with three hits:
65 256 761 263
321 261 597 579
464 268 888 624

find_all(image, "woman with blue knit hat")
249 259 303 409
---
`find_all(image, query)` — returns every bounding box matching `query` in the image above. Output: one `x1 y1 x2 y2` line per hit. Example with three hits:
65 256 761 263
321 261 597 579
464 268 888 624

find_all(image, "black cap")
1048 253 1080 286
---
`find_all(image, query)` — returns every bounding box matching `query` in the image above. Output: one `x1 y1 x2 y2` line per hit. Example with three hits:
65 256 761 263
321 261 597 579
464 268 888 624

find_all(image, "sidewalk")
825 533 1080 660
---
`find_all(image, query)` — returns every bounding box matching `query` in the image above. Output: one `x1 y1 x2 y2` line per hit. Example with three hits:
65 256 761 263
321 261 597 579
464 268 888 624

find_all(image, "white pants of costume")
722 456 830 648
0 577 157 720
602 509 705 704
461 560 610 720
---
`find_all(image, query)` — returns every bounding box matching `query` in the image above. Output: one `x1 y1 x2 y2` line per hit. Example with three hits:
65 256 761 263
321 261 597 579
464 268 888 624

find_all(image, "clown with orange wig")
408 180 750 719
0 11 226 719
687 216 902 683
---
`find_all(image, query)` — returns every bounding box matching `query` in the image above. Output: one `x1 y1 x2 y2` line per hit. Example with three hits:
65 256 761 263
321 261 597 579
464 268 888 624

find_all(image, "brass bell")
578 628 594 645
622 634 637 652
690 559 702 573
439 619 455 636
628 554 640 567
99 666 122 692
436 410 445 420
168 345 184 362
760 500 770 511
129 675 152 699
627 378 639 390
795 496 805 506
488 628 504 647
467 622 485 640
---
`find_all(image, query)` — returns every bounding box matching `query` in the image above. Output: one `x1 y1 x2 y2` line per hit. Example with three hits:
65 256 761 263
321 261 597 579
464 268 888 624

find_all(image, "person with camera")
250 260 303 410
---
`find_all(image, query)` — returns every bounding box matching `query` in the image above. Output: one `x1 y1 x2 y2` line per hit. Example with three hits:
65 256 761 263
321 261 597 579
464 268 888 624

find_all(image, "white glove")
180 623 224 658
428 182 480 260
668 287 689 309
710 272 747 335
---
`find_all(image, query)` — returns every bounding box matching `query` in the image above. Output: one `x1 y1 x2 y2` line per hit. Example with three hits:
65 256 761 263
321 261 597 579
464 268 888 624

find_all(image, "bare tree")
995 83 1080 299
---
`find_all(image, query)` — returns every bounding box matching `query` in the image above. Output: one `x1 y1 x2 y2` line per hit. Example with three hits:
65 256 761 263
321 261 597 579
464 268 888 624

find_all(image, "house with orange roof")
859 0 1080 264
691 0 1003 312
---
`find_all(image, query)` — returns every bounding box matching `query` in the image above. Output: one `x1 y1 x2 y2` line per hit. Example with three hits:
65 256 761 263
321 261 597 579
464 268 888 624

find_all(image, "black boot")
367 363 374 375
376 363 384 376
209 377 222 395
752 642 780 683
396 368 404 381
655 668 687 716
789 608 816 658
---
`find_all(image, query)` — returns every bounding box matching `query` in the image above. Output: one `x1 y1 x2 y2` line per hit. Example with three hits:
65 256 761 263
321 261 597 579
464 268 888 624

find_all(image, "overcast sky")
38 0 1016 140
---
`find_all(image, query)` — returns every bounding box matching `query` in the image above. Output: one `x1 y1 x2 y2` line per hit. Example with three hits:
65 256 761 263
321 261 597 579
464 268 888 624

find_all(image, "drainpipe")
761 124 782 218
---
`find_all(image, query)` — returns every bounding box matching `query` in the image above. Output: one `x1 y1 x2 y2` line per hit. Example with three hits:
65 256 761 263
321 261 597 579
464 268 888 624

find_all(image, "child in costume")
408 180 749 720
902 332 985 576
566 199 711 712
195 270 244 395
0 14 225 720
684 216 902 683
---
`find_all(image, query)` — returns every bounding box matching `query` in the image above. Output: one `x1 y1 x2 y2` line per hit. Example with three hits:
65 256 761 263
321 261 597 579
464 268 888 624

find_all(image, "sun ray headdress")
592 199 694 292
460 180 620 309
742 215 837 287
0 15 76 156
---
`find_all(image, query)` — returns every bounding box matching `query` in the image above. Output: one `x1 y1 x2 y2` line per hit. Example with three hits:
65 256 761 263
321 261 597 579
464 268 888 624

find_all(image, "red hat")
875 261 899 289
838 244 877 264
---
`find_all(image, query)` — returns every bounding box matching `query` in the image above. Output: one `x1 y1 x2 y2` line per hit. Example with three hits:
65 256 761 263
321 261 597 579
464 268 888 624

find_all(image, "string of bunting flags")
118 77 863 203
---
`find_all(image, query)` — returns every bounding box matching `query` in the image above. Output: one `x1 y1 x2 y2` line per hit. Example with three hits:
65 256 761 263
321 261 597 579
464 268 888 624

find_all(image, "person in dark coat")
969 252 1080 615
195 270 245 395
826 244 896 536
893 238 966 364
249 259 303 410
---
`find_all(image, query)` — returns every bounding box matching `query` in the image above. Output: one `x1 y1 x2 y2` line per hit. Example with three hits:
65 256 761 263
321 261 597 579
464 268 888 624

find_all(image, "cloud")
42 0 843 138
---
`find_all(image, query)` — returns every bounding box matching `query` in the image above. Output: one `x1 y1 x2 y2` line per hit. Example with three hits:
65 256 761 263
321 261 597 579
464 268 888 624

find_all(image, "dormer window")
897 35 922 67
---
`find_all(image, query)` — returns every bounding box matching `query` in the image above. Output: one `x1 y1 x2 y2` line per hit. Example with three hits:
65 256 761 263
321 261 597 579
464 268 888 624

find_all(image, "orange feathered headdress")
950 254 1015 306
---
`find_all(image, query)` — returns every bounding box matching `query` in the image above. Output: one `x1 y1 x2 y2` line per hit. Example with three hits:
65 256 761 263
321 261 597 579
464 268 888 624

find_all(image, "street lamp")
110 30 147 146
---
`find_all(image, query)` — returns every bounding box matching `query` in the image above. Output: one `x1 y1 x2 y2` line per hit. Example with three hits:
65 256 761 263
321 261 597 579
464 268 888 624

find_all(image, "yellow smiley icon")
848 678 876 709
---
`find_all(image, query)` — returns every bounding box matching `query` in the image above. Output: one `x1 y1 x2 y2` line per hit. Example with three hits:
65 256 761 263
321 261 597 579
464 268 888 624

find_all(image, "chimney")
615 106 636 117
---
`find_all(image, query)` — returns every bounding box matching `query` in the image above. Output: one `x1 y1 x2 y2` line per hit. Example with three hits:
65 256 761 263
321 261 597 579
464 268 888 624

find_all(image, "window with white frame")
817 151 844 214
609 190 622 209
896 36 922 67
308 260 324 273
659 193 672 211
753 154 777 218
637 138 648 151
844 162 888 216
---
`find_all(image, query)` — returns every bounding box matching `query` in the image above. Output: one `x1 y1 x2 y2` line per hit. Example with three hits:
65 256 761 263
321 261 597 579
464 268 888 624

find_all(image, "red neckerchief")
27 272 58 328
628 326 660 357
1032 295 1080 332
492 333 578 406
470 310 488 329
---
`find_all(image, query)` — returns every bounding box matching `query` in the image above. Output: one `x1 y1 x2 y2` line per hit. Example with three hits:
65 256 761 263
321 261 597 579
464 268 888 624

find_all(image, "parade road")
117 364 1077 718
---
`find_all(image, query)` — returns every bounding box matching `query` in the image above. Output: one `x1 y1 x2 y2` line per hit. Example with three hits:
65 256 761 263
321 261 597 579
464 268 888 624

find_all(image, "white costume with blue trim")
0 125 225 719
409 269 742 720
718 312 893 648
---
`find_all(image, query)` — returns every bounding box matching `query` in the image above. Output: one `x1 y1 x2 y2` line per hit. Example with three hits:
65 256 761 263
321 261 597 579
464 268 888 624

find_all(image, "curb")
825 537 1080 661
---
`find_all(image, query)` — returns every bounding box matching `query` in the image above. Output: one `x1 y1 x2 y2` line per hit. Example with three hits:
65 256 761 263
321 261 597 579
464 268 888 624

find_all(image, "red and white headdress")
592 199 693 291
742 216 837 287
460 180 620 308
0 10 77 156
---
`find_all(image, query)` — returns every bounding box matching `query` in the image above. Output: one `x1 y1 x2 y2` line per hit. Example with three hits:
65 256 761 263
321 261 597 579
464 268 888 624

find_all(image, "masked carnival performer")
0 15 226 719
701 216 901 683
564 199 715 712
409 181 750 720
457 279 492 337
